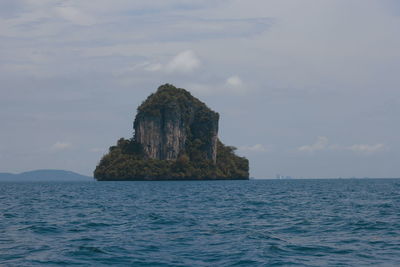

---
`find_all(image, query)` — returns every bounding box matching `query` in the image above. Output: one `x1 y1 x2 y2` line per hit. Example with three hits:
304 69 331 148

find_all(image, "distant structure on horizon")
276 174 294 179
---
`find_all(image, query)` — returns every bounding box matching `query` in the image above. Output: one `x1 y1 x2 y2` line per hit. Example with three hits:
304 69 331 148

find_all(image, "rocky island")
94 84 249 181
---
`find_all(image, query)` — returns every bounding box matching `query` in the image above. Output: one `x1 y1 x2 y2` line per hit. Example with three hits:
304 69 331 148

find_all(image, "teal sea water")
1 179 400 266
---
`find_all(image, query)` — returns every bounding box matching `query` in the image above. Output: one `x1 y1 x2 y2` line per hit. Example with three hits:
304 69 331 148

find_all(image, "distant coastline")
0 170 93 182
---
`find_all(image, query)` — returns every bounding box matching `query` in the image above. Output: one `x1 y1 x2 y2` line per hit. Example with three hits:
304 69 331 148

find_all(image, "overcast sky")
1 0 399 178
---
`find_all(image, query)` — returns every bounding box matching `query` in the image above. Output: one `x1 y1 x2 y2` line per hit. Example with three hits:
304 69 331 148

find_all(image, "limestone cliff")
94 84 249 181
134 84 219 162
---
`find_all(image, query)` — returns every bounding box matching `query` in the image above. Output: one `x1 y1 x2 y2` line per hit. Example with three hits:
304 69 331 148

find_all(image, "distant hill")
0 170 93 182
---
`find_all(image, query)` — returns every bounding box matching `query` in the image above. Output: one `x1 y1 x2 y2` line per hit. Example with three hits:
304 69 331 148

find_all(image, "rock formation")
94 84 249 181
134 84 219 162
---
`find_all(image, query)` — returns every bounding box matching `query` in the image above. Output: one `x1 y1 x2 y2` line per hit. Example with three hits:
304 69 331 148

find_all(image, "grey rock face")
133 85 219 162
135 113 187 160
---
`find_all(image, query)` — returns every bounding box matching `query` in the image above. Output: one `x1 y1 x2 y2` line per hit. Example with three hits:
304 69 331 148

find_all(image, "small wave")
77 245 107 254
286 244 354 256
24 224 61 234
83 222 110 228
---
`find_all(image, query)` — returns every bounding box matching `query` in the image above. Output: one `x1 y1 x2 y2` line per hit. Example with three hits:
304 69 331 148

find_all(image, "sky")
0 0 399 178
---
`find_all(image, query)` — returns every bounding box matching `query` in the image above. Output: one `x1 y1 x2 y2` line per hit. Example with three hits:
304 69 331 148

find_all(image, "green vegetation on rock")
94 84 249 180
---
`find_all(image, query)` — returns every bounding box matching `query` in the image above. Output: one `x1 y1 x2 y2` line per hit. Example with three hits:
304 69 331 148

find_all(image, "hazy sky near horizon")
1 0 399 178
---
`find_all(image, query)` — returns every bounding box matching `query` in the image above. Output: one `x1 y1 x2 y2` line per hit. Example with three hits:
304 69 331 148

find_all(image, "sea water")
1 179 400 266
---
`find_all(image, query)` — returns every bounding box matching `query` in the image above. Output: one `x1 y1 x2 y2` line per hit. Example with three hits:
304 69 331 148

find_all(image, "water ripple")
1 179 400 266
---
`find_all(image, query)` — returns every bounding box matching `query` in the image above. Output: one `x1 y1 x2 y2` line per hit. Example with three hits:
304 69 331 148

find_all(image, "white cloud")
54 6 96 26
165 50 201 73
239 144 267 153
224 75 247 94
144 63 162 72
186 75 247 96
298 137 386 155
226 75 243 87
145 50 201 74
51 142 72 151
298 136 329 152
347 144 386 154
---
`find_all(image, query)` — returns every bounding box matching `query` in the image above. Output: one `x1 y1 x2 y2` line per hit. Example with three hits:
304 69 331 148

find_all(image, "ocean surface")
1 179 400 266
